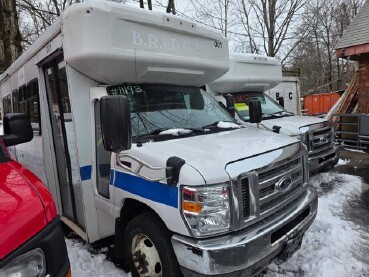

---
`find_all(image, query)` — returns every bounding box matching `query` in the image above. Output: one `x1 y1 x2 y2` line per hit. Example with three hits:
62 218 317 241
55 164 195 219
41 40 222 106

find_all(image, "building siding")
358 57 369 114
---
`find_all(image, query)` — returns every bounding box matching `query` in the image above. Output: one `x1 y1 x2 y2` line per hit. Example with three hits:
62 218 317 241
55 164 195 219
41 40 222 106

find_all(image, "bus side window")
19 85 28 116
94 100 110 198
27 79 41 135
3 94 12 115
12 89 19 113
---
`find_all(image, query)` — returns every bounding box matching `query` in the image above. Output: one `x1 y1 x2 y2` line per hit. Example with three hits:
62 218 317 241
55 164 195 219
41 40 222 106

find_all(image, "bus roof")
1 1 230 87
207 53 282 94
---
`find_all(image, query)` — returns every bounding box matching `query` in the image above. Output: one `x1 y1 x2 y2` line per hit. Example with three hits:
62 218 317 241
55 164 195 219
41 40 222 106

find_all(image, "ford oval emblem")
276 176 292 191
320 136 328 143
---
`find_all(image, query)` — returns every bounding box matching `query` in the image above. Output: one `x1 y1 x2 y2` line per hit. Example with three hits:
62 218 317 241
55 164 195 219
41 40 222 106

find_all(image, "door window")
94 100 111 198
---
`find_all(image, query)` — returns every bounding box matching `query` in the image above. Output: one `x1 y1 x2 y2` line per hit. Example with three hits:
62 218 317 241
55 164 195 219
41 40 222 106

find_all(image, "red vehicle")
0 114 71 277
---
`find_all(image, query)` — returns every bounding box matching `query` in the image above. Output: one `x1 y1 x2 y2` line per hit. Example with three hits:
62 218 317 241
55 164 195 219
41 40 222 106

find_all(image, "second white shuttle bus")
207 53 339 174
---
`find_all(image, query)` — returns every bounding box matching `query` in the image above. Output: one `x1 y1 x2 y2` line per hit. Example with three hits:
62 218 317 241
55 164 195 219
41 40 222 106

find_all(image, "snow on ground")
65 238 130 277
335 158 351 166
267 172 367 277
66 172 368 277
344 147 366 154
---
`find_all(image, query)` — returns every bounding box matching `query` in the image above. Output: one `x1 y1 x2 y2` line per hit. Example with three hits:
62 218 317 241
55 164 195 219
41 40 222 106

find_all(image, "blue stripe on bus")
113 170 178 208
80 165 92 181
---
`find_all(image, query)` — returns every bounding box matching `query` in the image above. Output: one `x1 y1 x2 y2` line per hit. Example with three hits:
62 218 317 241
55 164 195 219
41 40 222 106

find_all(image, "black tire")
124 212 183 277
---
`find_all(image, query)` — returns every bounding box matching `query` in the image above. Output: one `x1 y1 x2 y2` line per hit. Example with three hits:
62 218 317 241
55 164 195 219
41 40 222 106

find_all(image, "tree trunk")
140 0 144 9
0 0 22 74
166 0 176 15
148 0 152 10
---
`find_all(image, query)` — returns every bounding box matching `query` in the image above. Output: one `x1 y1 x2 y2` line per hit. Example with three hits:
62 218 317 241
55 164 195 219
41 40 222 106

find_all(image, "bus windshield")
107 84 235 138
232 92 292 121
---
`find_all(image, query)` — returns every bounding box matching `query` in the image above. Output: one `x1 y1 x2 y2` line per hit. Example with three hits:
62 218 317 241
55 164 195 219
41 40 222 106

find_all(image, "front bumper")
171 187 318 276
308 145 339 174
0 217 70 277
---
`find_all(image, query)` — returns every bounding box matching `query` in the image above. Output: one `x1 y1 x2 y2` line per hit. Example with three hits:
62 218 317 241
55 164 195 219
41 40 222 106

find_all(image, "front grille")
258 157 303 214
239 156 304 219
241 178 250 217
310 127 333 153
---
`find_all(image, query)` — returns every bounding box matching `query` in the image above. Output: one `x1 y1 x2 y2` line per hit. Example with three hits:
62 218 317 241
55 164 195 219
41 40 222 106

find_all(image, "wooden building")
336 1 369 114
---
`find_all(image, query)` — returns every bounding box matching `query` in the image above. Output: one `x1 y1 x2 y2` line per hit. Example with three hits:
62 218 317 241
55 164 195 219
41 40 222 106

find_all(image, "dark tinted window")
11 80 41 135
0 142 10 164
27 79 41 134
19 85 28 115
12 89 20 113
3 94 12 115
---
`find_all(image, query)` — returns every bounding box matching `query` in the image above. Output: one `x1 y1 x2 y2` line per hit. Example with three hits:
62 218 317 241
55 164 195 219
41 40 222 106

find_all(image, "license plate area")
270 207 310 244
319 152 336 164
278 233 304 261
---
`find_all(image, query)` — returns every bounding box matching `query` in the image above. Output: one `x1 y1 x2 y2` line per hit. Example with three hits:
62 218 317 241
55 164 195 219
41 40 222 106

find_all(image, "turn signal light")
182 202 202 213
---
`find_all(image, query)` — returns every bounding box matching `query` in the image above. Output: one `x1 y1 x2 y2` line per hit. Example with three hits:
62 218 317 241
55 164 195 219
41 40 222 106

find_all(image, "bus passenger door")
44 56 85 229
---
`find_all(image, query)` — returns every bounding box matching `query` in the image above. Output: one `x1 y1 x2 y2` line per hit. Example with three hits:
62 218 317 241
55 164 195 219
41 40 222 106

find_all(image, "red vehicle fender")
0 160 58 259
8 161 58 222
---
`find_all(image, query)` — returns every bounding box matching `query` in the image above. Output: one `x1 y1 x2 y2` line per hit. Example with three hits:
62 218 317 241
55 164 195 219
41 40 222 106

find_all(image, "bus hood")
0 161 55 259
130 127 300 184
257 116 328 136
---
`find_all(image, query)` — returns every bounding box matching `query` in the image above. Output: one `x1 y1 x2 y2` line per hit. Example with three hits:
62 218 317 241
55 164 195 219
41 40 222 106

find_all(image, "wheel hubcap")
131 234 162 277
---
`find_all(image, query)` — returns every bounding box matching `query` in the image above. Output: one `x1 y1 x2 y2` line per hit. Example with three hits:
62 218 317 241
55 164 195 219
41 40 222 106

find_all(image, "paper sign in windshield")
235 103 249 111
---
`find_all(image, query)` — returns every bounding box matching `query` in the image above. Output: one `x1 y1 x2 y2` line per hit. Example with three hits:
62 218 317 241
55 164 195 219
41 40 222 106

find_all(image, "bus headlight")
181 184 230 237
0 248 46 277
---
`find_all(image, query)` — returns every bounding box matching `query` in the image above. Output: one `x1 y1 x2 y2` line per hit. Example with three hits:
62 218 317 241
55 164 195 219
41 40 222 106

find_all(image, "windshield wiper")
202 120 238 129
137 127 205 138
272 111 294 116
137 128 167 137
262 113 281 119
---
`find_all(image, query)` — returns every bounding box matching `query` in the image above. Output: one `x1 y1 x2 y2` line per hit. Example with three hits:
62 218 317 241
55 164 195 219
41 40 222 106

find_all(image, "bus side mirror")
249 100 262 124
224 94 235 118
278 97 285 108
100 95 132 153
2 113 33 146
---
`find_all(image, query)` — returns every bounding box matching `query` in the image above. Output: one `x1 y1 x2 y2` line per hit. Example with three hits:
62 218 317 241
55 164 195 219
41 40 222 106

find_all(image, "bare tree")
185 0 231 37
235 0 307 64
17 0 76 46
0 0 22 73
292 0 363 94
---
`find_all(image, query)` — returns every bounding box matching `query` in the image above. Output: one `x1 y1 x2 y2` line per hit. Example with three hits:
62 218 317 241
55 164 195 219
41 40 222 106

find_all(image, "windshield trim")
231 91 293 122
107 83 237 142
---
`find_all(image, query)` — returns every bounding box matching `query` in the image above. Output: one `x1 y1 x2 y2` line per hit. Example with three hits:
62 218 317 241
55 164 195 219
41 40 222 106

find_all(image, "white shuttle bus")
207 53 339 174
0 3 318 276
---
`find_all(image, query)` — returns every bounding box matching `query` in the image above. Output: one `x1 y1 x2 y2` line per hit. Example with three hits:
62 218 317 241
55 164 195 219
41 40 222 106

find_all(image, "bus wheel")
124 212 183 277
